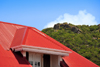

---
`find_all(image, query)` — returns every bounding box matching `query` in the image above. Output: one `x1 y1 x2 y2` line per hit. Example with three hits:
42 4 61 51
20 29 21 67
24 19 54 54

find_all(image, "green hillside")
42 22 100 66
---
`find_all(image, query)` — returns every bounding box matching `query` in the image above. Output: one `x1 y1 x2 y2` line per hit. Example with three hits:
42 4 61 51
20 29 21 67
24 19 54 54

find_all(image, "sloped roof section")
11 27 67 50
0 21 68 52
0 44 32 67
0 21 25 50
11 27 28 47
55 42 99 67
0 21 99 67
25 27 65 50
11 27 71 56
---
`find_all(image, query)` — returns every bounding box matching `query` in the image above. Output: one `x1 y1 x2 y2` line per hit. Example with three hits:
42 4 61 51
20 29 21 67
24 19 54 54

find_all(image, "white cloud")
44 10 97 28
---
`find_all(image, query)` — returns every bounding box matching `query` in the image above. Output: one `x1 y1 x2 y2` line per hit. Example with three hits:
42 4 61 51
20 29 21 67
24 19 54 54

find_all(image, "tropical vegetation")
42 22 100 66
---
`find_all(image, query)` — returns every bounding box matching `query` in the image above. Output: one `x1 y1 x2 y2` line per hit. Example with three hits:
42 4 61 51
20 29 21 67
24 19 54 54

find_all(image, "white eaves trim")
11 45 71 56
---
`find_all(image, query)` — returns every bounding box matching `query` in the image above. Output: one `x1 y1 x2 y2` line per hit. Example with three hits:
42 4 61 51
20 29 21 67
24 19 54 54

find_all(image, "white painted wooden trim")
11 45 71 56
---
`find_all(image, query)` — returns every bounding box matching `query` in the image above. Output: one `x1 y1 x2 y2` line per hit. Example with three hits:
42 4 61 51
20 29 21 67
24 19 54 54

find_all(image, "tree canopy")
42 22 100 66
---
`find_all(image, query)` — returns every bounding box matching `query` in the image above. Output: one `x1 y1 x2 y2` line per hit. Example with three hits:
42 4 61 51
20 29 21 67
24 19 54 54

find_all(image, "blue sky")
0 0 100 30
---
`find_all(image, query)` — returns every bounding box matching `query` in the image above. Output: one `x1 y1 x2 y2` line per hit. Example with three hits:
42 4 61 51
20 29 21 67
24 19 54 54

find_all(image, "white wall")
51 55 61 67
29 52 41 67
21 52 61 67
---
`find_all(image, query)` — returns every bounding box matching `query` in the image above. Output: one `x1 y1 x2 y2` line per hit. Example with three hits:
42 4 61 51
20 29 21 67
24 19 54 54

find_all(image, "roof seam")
10 27 27 48
21 27 28 45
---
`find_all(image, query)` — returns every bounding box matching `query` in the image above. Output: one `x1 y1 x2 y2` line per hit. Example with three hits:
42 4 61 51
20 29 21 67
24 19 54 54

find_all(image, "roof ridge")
31 28 69 51
10 27 28 48
0 21 33 28
22 27 29 44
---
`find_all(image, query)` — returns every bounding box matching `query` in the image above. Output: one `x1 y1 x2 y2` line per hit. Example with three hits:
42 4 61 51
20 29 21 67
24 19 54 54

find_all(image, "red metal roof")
48 36 99 67
55 42 99 67
0 21 99 67
63 51 99 67
0 21 25 50
11 27 66 50
24 28 65 50
0 44 32 67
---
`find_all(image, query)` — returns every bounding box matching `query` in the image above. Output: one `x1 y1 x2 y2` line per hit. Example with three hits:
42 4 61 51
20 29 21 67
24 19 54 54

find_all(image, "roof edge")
11 45 71 56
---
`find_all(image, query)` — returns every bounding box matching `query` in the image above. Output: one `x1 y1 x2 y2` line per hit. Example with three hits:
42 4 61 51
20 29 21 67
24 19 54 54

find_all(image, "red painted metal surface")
56 42 99 67
0 21 25 50
24 28 64 50
0 23 17 50
48 35 99 67
0 21 99 67
44 33 99 67
11 27 27 47
10 26 66 50
0 45 32 67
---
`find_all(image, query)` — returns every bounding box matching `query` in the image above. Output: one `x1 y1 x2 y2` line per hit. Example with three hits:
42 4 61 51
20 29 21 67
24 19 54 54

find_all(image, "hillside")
42 22 100 66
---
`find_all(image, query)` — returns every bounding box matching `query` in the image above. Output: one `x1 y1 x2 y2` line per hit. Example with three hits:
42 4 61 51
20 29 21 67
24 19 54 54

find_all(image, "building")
0 21 99 67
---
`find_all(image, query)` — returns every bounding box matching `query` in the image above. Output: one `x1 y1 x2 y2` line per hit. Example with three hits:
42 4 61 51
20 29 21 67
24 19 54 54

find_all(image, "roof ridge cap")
0 21 29 28
22 27 29 44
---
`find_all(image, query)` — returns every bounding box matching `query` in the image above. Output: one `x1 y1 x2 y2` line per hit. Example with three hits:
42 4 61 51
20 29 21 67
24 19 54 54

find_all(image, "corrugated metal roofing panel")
0 22 25 50
0 23 17 50
0 45 32 67
3 23 17 36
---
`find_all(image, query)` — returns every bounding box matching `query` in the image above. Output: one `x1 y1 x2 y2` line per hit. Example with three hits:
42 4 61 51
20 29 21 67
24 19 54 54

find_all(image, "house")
0 21 99 67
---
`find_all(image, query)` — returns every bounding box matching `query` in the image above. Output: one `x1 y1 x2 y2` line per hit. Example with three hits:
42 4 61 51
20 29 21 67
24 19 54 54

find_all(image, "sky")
0 0 100 30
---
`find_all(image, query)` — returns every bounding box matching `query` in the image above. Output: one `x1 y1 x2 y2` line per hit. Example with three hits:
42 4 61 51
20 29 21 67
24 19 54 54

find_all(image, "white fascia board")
11 45 71 56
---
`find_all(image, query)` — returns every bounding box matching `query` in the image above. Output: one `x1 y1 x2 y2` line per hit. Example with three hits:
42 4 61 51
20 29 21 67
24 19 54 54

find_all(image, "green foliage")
90 25 99 31
42 23 100 66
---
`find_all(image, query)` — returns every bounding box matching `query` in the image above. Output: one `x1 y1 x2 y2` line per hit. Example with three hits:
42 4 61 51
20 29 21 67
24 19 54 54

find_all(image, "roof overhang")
11 45 71 56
